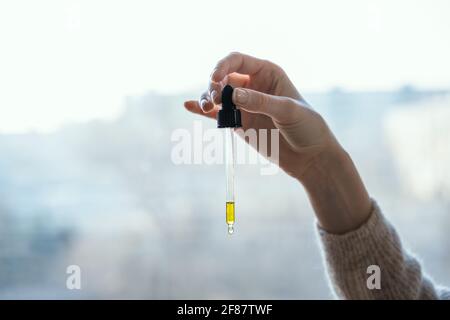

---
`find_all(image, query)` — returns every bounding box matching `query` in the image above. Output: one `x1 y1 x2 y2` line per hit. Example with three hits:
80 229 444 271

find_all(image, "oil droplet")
228 224 234 235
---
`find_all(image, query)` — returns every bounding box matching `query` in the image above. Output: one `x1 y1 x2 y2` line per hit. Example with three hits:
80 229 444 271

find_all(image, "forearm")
298 145 447 299
299 145 372 234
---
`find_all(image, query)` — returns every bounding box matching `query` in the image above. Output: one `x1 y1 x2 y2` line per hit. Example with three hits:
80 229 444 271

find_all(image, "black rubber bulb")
221 85 235 110
217 85 242 128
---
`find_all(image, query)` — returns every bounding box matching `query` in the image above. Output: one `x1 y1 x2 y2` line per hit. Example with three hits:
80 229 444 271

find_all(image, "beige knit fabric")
317 200 450 299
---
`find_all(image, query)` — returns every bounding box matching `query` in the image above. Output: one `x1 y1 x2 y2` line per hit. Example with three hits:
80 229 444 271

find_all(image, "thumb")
232 87 301 123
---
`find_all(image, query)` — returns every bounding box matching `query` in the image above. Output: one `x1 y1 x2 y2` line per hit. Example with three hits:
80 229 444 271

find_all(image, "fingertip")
208 80 223 104
202 100 215 112
184 100 197 110
232 87 249 107
211 90 221 105
211 69 223 82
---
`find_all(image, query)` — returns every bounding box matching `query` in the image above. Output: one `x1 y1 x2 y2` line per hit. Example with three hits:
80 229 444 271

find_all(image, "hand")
184 52 339 180
184 52 371 234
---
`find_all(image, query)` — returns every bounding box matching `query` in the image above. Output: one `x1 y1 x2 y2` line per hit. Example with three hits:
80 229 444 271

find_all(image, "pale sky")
1 0 450 133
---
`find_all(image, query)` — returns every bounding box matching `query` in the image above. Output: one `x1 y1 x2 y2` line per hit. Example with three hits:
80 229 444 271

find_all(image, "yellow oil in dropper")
226 201 235 234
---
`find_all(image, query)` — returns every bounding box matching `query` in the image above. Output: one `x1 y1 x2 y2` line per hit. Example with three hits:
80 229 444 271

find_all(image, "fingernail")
211 90 218 103
234 88 248 105
210 69 219 81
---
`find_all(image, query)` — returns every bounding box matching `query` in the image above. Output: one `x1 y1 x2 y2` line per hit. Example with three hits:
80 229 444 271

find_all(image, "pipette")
217 85 242 235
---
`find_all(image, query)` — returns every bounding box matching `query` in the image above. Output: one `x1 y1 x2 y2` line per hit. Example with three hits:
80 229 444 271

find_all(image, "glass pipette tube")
224 127 235 235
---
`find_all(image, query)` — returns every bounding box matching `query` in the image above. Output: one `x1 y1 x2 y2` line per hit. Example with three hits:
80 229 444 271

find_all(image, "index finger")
210 52 265 83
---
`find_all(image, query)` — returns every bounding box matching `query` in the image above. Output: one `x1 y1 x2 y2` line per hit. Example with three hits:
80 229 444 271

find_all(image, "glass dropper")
217 85 242 235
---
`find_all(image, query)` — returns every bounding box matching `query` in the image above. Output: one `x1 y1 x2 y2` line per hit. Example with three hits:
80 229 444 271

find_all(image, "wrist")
298 144 372 234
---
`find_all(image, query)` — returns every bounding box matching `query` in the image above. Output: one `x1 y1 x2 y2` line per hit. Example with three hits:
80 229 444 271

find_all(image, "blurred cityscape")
0 87 449 299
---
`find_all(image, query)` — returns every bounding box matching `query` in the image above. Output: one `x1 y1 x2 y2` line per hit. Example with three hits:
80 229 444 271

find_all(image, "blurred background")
0 0 450 299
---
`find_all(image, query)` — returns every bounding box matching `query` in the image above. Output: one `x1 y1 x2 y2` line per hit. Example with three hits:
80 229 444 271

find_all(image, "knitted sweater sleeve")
317 200 450 299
